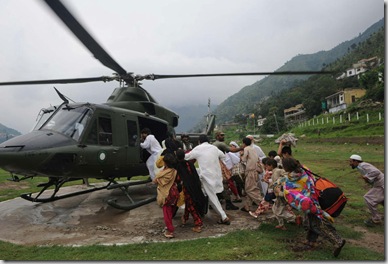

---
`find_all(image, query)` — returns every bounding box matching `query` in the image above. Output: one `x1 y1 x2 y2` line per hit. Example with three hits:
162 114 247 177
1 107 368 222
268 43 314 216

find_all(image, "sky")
0 0 384 134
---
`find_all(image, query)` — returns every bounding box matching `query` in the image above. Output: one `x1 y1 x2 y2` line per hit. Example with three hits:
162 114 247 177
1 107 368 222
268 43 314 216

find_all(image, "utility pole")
274 113 280 134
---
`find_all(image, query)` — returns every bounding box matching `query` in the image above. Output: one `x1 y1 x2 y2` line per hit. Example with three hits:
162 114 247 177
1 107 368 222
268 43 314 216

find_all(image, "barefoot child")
249 158 277 218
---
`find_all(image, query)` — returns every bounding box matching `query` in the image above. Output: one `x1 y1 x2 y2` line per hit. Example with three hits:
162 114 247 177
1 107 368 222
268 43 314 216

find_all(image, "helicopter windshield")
32 106 57 131
40 105 92 141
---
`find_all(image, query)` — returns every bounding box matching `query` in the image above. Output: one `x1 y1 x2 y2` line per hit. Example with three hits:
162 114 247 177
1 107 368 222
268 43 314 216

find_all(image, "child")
272 168 296 230
249 159 286 219
153 153 180 238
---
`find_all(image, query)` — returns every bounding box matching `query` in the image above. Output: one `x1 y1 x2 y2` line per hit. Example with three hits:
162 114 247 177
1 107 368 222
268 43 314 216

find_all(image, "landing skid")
107 178 156 210
20 177 112 203
20 177 156 211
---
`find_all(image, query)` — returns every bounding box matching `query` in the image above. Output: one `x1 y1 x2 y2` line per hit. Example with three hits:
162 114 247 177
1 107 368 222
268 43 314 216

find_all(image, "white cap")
229 141 239 148
350 154 362 161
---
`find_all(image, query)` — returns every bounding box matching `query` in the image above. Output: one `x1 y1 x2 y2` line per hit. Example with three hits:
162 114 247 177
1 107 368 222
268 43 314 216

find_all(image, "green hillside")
205 18 384 130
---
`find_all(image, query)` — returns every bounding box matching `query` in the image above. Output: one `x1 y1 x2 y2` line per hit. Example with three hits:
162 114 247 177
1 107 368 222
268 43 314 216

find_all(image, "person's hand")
280 139 288 144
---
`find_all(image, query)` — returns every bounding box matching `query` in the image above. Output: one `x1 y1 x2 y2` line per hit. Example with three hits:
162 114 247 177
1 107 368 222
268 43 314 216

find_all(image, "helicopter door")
137 116 168 162
81 116 118 177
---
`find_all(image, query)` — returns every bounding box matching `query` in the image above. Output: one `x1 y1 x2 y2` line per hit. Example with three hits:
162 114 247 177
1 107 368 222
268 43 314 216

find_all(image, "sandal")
192 226 202 233
275 225 287 230
217 217 231 225
249 211 258 219
164 231 174 238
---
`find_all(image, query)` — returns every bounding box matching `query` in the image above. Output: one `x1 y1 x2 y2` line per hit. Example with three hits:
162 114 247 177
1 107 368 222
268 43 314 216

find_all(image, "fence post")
340 115 342 123
348 113 351 122
333 116 335 124
367 113 369 123
379 112 381 121
356 112 359 120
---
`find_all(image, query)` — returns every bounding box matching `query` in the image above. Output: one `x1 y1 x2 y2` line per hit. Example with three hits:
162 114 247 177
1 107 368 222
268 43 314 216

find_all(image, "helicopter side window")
85 121 98 145
98 117 113 146
127 120 138 147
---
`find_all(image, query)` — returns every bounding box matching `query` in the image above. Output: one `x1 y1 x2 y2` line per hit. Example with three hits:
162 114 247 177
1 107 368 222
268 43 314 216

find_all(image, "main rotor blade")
43 0 129 78
0 76 115 86
142 71 333 80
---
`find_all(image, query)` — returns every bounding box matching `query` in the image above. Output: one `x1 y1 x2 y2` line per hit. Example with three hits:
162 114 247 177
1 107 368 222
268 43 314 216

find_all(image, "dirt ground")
0 183 384 255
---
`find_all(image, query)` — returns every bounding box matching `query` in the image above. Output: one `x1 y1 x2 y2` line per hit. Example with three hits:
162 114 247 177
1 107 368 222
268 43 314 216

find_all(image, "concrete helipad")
0 183 262 246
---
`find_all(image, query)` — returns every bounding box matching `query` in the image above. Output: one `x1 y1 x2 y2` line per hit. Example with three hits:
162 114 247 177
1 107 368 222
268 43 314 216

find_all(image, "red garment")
228 178 239 196
163 204 175 233
183 186 203 227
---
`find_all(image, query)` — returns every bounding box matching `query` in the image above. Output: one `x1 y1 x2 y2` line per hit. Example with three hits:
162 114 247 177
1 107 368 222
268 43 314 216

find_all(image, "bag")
314 176 348 217
176 191 185 207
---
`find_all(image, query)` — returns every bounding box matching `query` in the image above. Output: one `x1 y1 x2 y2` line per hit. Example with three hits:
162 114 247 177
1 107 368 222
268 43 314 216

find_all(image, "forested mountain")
190 18 384 132
0 123 21 143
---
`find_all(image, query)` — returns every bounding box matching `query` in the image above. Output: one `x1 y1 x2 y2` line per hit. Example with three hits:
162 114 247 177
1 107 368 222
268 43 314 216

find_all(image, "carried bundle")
305 168 348 217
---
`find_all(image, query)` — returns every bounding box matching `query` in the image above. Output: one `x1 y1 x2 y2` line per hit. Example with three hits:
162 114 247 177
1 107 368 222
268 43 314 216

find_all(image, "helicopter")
0 0 332 210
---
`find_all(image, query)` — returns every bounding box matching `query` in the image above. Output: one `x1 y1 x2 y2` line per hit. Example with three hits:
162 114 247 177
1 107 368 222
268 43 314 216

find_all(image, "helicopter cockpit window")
32 106 57 131
40 105 92 142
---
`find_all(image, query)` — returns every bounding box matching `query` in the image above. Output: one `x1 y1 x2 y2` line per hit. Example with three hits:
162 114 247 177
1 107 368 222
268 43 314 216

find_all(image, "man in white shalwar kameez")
185 134 230 224
140 128 162 180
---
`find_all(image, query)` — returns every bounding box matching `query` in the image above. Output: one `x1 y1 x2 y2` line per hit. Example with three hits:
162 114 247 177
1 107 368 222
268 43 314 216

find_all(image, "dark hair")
268 150 277 158
141 127 151 135
281 146 292 156
199 134 209 143
266 158 277 168
261 157 269 166
242 137 251 146
282 157 300 173
163 153 177 168
176 149 185 161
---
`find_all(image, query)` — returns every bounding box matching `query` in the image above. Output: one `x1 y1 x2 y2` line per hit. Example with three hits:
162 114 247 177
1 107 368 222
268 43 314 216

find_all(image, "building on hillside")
325 88 366 113
336 56 381 80
284 104 307 125
257 116 266 127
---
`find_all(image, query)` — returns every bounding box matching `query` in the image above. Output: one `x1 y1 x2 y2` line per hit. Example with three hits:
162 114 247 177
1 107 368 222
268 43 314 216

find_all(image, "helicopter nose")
0 130 74 176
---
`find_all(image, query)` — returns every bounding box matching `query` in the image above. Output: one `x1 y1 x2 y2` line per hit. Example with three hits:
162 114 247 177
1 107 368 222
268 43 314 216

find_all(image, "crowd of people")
139 128 384 258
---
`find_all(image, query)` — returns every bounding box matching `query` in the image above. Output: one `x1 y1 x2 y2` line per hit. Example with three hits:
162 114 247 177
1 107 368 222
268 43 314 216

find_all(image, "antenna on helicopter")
54 87 74 104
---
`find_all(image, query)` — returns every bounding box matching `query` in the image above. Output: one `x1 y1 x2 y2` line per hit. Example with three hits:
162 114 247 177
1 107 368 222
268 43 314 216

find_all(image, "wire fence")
298 111 384 128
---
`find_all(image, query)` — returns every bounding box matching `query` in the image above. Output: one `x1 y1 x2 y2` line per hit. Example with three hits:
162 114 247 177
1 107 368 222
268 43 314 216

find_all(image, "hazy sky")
0 0 383 134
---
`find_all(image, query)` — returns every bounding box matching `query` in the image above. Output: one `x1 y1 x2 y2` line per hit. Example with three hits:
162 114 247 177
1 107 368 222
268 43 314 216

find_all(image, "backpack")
303 166 348 217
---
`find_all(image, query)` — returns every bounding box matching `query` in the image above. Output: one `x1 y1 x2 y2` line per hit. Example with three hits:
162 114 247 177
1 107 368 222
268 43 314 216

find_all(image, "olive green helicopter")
0 0 331 210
